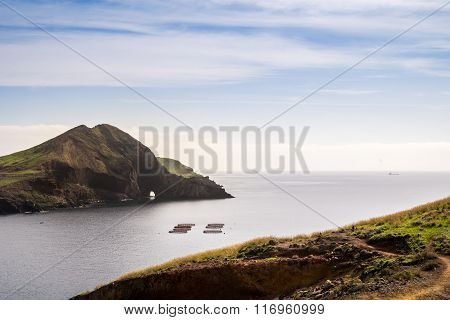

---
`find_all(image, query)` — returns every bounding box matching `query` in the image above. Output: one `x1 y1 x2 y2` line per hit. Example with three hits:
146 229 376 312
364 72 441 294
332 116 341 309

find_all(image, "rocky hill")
74 197 449 300
0 124 232 214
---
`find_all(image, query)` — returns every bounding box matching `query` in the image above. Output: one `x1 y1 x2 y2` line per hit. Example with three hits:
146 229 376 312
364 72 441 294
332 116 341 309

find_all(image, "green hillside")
157 157 201 178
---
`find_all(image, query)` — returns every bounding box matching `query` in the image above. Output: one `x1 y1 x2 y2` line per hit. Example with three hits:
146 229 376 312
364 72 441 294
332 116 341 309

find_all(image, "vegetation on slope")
157 157 200 178
350 197 449 255
0 145 49 187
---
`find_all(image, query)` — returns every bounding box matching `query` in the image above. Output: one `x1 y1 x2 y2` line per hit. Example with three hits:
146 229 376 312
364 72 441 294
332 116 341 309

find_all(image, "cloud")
0 32 358 86
210 0 444 11
3 1 449 37
0 29 448 86
0 0 449 86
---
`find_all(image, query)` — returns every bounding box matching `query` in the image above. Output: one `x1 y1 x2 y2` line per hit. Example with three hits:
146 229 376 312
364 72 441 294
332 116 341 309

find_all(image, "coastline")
0 195 234 217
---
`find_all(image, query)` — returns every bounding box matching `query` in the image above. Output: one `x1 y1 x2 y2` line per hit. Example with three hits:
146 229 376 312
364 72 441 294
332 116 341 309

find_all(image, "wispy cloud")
211 0 445 11
0 32 358 86
0 0 449 86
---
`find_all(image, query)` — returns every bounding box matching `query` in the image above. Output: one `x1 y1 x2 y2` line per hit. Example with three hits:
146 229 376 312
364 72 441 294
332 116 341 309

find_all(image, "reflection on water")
0 172 448 299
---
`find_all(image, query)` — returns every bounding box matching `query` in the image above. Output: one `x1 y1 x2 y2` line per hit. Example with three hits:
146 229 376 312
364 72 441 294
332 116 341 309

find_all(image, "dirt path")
351 236 449 300
397 255 450 300
350 237 399 257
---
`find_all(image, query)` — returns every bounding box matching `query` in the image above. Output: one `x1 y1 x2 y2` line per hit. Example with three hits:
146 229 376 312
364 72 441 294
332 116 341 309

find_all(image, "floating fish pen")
206 224 224 229
170 223 225 234
203 229 223 234
169 223 195 234
173 226 192 230
169 229 188 234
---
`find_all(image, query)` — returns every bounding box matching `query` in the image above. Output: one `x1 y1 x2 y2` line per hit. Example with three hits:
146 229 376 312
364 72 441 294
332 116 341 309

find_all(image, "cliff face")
0 124 232 214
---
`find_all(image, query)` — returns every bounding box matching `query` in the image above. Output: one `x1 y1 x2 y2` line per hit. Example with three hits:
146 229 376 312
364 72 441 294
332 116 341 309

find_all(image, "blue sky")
0 0 449 170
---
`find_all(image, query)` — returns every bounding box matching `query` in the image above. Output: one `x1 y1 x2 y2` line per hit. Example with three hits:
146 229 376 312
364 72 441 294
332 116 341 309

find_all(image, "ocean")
0 172 448 299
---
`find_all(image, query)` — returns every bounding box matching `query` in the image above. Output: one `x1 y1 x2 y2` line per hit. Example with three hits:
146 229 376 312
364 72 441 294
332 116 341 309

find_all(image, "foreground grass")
118 237 279 280
349 197 449 254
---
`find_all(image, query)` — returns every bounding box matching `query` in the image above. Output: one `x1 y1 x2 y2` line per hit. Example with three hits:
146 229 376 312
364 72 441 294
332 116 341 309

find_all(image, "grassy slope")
0 146 49 186
157 157 201 178
0 147 48 170
350 197 449 254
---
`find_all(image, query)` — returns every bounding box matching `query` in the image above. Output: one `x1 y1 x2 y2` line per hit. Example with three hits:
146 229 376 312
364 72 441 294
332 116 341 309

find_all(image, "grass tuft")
118 237 279 280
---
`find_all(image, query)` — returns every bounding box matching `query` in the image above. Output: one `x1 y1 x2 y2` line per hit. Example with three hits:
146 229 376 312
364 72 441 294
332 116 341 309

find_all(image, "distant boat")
388 172 400 176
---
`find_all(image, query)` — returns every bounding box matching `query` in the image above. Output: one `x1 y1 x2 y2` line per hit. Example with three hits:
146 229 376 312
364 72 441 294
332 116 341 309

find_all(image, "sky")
0 0 449 171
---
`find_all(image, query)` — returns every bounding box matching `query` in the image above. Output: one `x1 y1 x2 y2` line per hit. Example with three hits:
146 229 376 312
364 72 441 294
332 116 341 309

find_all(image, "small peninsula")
0 124 232 214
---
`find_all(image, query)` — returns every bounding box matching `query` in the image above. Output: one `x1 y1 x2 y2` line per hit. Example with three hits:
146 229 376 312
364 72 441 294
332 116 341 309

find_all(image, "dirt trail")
396 255 450 300
352 236 449 300
350 237 399 257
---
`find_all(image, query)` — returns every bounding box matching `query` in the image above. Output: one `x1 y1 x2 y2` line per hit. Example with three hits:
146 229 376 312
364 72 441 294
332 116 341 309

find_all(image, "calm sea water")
0 172 449 299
